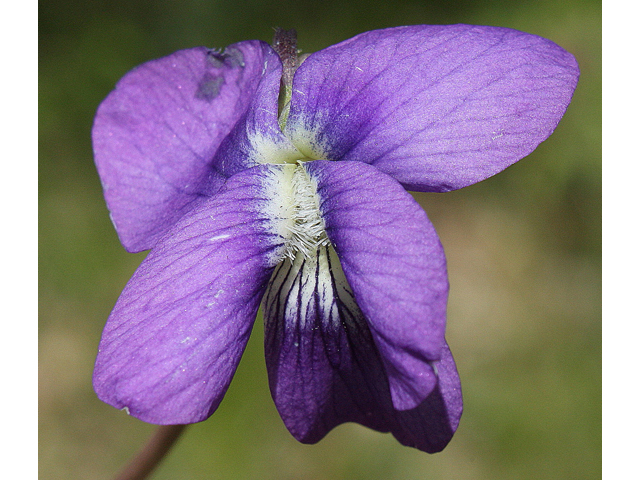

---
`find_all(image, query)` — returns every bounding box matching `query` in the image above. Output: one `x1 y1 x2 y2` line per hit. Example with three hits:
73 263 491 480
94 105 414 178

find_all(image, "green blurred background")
39 0 601 479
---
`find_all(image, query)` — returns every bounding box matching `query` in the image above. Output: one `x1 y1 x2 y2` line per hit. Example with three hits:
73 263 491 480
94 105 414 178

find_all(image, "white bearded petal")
261 163 330 265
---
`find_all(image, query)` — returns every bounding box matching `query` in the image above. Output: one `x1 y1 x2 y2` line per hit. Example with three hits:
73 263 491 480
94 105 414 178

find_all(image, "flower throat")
284 165 329 262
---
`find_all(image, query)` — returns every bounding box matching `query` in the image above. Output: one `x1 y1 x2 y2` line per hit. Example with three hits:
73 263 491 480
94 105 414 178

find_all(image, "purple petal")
93 41 273 252
306 160 448 410
286 25 579 192
263 245 461 453
390 341 462 452
211 45 300 177
93 165 288 424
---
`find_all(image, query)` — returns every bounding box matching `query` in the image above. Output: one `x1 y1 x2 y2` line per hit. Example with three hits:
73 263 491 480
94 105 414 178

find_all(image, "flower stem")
113 425 187 480
272 27 298 90
273 27 298 130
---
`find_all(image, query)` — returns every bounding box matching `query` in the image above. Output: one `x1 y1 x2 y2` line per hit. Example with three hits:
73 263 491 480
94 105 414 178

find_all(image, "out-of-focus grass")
39 1 600 479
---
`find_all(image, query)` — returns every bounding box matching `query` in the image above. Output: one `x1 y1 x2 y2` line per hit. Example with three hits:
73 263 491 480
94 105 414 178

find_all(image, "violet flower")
92 25 578 453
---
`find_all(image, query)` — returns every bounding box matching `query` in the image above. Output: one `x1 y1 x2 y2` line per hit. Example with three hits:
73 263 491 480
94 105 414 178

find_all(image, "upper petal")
93 165 290 424
93 41 274 252
211 45 301 177
305 160 449 410
286 25 579 191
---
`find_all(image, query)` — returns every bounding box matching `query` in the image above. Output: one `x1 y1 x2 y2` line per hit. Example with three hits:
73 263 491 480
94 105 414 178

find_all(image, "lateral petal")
286 25 579 192
93 165 289 424
93 41 274 252
305 160 448 410
391 341 463 452
263 245 461 453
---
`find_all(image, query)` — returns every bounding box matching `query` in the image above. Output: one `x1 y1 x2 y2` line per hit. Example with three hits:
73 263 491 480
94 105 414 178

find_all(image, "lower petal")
263 245 461 452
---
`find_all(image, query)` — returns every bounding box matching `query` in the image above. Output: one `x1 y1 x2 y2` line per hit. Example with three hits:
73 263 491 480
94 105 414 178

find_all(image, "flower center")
283 164 330 262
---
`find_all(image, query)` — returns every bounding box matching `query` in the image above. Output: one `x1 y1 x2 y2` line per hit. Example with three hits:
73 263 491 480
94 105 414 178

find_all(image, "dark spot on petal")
206 47 245 69
195 74 224 102
206 49 225 68
222 47 245 68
